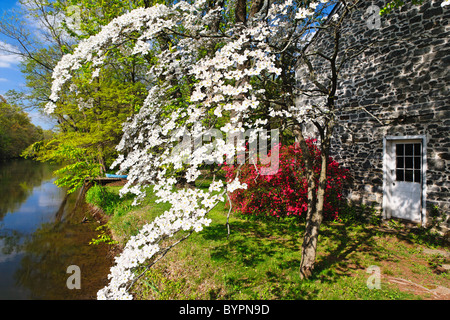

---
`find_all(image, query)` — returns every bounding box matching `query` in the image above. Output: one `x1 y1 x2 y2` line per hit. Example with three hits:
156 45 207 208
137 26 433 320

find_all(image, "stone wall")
295 0 450 230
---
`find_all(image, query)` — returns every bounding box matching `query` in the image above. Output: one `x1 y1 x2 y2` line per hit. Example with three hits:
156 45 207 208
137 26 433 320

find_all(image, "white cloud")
0 41 23 68
0 78 9 82
0 56 22 68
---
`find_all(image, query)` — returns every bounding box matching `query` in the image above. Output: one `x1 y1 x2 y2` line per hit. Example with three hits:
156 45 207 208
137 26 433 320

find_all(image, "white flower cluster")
295 7 315 20
226 178 248 193
189 23 281 118
98 177 222 299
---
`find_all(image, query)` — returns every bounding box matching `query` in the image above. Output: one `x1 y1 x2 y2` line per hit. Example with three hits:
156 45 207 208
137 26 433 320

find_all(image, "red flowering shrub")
222 139 350 221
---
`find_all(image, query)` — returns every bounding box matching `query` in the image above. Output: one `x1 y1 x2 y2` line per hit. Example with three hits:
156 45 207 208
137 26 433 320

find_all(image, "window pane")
396 169 404 181
414 143 421 156
396 144 404 156
405 170 413 182
414 156 421 169
405 144 413 156
405 157 413 169
414 170 421 183
396 157 404 168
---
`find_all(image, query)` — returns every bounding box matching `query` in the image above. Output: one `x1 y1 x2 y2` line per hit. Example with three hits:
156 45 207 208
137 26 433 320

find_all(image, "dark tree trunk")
235 0 247 25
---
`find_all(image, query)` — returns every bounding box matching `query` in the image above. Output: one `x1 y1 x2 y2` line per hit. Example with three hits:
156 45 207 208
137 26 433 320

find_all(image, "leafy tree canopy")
0 95 44 159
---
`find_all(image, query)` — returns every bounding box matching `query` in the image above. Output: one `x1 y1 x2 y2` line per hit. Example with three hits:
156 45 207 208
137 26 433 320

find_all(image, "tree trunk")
293 124 318 278
297 0 342 278
235 0 247 25
97 144 106 174
299 143 328 279
294 119 333 279
249 0 264 18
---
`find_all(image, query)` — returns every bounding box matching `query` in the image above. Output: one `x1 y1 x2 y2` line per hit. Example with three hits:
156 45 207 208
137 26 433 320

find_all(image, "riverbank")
85 179 449 300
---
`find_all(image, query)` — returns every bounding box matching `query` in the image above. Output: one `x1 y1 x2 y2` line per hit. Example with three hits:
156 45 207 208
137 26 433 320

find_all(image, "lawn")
86 182 450 300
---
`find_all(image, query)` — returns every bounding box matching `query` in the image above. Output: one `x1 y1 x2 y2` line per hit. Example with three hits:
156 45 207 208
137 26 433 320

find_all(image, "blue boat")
106 173 128 179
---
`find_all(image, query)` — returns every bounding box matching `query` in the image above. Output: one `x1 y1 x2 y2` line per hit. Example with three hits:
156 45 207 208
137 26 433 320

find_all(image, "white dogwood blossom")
45 0 335 300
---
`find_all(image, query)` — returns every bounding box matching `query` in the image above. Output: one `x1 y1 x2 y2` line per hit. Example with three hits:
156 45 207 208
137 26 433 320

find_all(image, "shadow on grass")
200 219 294 268
199 214 405 299
314 224 378 277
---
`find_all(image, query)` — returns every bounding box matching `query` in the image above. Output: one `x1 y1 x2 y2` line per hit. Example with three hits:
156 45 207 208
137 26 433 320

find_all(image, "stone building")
295 0 449 232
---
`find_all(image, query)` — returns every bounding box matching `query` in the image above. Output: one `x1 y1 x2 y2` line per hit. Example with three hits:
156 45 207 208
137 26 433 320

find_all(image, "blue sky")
0 0 23 95
0 0 56 129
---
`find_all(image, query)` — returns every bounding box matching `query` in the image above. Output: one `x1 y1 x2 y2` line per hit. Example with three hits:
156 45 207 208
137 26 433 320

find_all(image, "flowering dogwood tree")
45 0 386 299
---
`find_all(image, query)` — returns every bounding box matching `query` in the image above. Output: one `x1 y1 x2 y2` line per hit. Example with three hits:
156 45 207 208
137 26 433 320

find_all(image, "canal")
0 159 113 299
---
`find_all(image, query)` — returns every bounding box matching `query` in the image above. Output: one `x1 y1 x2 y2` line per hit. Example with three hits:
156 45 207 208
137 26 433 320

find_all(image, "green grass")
105 185 172 244
91 182 450 300
85 184 134 217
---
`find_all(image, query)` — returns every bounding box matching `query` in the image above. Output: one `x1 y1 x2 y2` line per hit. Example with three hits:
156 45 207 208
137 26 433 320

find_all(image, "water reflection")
0 159 56 221
0 159 113 299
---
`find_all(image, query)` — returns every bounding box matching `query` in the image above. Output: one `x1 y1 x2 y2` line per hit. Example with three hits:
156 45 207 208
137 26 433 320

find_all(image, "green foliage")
56 0 143 39
54 161 103 194
19 46 61 112
380 0 425 15
0 96 44 159
89 225 119 245
426 253 446 272
22 64 147 192
106 185 173 243
85 184 132 216
24 137 104 193
403 226 445 247
86 184 120 215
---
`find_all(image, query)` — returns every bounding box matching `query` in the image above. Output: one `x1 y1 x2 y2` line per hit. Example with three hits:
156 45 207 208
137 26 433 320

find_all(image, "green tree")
0 95 43 159
1 0 154 192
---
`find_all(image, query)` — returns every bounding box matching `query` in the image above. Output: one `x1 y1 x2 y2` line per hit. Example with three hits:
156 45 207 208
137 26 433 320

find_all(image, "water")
0 159 113 299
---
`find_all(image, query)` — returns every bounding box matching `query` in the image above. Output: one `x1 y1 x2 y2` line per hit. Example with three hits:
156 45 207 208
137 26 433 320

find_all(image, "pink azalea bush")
222 139 351 221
